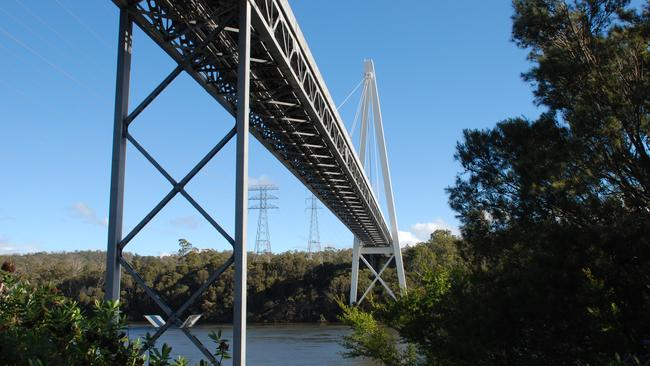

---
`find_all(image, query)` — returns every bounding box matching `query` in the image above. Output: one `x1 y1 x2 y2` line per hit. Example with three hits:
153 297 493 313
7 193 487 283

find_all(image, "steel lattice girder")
111 0 392 247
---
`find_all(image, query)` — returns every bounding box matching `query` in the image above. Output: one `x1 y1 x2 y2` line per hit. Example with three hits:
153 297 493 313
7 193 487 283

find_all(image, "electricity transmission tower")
306 194 322 262
249 185 278 261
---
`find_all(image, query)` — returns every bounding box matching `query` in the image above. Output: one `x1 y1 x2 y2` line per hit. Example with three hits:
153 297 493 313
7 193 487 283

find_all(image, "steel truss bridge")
105 0 406 364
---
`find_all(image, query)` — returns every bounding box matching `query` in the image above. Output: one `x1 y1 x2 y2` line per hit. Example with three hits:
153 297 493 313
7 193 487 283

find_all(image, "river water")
128 323 375 365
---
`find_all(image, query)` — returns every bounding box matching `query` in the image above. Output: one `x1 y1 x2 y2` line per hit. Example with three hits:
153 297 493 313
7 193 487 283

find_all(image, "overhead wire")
0 7 53 48
0 39 36 100
14 0 93 56
0 25 97 96
0 77 28 98
2 0 118 101
51 0 111 48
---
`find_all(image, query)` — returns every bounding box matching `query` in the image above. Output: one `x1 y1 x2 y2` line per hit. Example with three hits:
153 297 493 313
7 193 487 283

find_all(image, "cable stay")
337 78 364 110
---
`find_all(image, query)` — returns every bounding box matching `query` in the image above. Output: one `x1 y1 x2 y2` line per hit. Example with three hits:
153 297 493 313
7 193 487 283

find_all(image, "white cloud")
0 235 37 254
248 174 274 187
0 245 18 254
169 215 201 230
398 218 459 247
398 230 420 247
0 235 16 254
70 202 108 227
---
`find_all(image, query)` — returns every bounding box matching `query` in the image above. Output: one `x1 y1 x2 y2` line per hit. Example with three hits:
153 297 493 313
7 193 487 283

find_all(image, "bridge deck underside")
114 0 391 246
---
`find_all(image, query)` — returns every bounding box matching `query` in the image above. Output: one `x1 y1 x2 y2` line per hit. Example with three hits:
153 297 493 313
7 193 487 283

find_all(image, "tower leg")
393 240 407 293
105 8 132 302
349 238 361 305
368 61 407 294
234 0 251 364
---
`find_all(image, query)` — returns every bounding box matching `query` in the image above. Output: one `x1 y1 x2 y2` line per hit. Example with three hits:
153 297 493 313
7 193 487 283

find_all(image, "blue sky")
0 1 542 256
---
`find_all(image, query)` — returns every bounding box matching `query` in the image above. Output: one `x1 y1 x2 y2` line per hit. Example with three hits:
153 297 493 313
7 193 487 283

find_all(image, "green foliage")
0 271 228 366
338 300 418 366
208 330 231 363
343 1 650 365
149 343 175 366
339 232 465 366
444 0 650 364
0 271 142 365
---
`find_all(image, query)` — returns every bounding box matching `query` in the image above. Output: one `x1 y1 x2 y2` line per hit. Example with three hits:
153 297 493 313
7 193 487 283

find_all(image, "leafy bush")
338 300 418 366
0 269 228 366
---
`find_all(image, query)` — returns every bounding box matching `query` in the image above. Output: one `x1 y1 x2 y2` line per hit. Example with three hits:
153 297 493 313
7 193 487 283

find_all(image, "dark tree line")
0 242 441 323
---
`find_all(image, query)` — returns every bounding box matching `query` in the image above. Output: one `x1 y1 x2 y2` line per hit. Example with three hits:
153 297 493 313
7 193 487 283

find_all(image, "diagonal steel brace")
358 254 396 304
120 254 234 364
124 129 236 246
118 127 236 250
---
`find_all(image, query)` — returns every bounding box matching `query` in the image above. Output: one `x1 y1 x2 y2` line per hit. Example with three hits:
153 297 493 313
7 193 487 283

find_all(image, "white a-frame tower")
349 59 407 305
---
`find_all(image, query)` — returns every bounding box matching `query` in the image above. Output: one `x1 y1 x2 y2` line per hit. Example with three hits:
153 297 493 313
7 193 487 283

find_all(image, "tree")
178 239 194 256
342 1 650 365
446 0 650 363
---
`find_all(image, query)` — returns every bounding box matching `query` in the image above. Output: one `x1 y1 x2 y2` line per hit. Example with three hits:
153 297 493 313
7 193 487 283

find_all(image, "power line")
14 0 98 58
0 25 97 97
51 0 111 49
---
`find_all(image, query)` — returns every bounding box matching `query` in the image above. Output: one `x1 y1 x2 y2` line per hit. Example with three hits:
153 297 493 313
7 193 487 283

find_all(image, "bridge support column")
105 8 131 302
104 1 253 364
349 238 361 305
234 0 251 364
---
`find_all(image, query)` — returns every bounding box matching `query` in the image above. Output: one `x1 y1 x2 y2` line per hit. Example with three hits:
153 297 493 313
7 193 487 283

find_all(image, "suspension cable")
337 78 364 110
349 80 368 140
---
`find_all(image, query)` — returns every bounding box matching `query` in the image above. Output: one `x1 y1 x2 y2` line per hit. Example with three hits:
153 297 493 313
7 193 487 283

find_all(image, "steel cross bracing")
105 10 236 366
110 0 392 247
106 1 252 364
